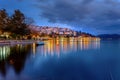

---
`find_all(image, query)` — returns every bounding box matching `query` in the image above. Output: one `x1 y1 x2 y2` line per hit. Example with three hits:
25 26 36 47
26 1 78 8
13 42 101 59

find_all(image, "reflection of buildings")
32 43 36 54
0 44 32 76
0 46 10 61
0 46 11 76
35 38 100 57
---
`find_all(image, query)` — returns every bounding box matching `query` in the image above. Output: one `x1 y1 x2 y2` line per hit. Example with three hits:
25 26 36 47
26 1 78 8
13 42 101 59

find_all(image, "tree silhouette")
0 9 32 39
10 10 30 37
0 9 10 32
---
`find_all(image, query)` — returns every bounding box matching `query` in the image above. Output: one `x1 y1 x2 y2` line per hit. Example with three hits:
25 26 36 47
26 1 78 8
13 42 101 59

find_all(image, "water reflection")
33 39 100 57
0 39 101 80
0 46 10 61
0 44 31 76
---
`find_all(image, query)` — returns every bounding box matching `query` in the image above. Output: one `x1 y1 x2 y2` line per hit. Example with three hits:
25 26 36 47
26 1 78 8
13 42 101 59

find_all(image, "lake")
0 39 120 80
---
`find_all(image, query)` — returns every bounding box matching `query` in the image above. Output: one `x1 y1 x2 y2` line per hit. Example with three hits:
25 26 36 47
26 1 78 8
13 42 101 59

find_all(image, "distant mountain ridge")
97 34 120 40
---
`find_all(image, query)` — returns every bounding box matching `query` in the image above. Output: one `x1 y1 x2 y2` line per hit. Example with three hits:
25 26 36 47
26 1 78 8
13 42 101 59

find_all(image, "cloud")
0 0 119 34
35 0 120 34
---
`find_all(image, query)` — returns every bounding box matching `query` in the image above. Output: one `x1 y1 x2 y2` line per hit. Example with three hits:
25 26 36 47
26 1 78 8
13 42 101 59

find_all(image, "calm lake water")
0 39 120 80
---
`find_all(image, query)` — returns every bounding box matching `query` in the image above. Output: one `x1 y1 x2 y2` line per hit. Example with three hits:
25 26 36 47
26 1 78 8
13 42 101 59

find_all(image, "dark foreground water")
0 39 120 80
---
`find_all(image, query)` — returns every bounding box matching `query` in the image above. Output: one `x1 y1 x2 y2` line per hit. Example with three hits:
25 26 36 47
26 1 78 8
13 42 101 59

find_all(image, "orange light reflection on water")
33 38 100 57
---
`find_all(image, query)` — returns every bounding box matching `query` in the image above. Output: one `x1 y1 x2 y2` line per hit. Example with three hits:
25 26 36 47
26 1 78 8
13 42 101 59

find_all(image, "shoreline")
0 40 38 45
0 37 100 44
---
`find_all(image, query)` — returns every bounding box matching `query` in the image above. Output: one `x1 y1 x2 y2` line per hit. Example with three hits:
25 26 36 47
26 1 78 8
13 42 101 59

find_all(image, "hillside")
29 25 95 37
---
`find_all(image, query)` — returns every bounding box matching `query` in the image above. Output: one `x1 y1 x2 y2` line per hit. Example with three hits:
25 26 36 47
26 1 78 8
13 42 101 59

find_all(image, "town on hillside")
28 25 100 41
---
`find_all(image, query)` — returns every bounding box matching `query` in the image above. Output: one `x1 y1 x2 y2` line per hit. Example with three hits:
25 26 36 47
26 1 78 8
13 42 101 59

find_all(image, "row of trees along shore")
0 9 32 39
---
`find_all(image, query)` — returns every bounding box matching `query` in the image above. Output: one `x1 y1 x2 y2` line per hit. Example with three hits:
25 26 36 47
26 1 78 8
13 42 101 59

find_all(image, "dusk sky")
0 0 120 35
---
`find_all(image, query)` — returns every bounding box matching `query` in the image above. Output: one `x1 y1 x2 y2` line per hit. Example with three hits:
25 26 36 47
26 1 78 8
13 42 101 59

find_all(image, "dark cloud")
35 0 120 34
